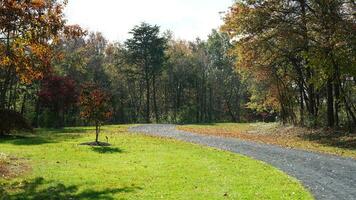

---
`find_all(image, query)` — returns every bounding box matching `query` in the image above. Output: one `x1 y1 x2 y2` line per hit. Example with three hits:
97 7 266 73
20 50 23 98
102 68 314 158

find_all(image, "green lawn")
0 125 313 199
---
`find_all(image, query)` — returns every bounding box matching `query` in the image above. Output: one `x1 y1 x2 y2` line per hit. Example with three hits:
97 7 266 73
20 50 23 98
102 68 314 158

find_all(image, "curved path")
129 124 356 200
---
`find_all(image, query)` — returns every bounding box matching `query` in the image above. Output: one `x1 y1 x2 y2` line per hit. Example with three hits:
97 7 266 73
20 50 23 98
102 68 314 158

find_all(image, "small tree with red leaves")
79 83 112 143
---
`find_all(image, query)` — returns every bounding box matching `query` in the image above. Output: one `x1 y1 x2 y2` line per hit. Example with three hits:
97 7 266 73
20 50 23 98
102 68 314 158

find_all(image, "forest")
0 0 355 130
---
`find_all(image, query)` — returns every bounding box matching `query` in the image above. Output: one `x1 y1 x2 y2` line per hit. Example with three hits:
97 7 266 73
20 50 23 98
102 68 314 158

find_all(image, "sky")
64 0 234 42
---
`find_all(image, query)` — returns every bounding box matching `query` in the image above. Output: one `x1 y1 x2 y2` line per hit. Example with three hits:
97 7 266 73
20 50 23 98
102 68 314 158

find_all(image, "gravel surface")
129 124 356 200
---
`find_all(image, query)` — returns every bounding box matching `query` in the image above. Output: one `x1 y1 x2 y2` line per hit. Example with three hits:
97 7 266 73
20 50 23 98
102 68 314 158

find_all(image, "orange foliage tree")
0 0 84 109
221 0 355 127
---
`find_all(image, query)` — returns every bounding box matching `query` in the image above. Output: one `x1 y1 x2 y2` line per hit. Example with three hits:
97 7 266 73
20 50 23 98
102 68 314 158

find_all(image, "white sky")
64 0 234 42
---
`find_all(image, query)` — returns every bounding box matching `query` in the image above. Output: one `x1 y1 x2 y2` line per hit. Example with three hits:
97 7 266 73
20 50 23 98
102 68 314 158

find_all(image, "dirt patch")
80 141 111 146
0 153 31 179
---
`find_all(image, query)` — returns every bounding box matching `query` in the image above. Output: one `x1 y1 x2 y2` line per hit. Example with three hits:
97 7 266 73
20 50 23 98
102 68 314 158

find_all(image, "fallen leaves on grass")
178 124 356 159
0 153 30 179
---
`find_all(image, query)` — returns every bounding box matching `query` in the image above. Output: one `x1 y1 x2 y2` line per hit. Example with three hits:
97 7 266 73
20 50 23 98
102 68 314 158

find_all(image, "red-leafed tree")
38 75 78 127
79 83 112 144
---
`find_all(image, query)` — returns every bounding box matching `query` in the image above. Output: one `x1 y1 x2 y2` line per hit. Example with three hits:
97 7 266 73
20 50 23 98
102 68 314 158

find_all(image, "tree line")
42 26 250 126
223 0 355 129
0 0 355 130
0 0 250 127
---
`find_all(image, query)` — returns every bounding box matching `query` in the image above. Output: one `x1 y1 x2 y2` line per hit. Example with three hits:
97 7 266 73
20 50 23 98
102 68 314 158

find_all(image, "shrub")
0 109 33 136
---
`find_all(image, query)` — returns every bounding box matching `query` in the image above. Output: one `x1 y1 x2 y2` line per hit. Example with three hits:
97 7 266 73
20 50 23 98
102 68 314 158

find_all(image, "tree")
165 39 196 122
222 0 355 128
38 75 78 128
0 0 70 109
0 0 85 131
125 22 167 122
85 32 110 87
206 30 246 122
52 25 88 83
79 83 112 143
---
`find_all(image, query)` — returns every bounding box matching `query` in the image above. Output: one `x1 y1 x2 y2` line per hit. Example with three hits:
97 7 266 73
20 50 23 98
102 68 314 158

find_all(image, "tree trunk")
334 81 340 127
152 74 159 122
208 86 213 122
226 100 237 122
299 82 305 126
145 72 150 123
341 88 356 128
95 122 99 143
0 31 11 109
61 110 65 128
34 98 40 128
327 79 334 127
332 57 340 128
9 81 18 110
196 80 200 123
20 93 27 115
201 74 207 122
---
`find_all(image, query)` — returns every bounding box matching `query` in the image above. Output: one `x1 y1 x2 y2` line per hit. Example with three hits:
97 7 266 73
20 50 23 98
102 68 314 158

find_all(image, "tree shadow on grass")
0 128 89 146
91 147 125 154
37 127 95 135
0 135 53 146
0 177 141 200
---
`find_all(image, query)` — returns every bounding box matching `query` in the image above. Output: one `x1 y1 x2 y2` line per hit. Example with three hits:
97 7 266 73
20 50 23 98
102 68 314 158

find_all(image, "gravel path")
129 124 356 200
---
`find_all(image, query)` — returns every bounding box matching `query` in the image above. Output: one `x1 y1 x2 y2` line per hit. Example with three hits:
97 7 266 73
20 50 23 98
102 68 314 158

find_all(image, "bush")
0 109 33 135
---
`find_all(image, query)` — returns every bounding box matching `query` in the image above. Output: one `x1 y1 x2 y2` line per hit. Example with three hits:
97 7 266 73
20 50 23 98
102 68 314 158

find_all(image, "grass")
0 125 313 199
178 123 356 159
